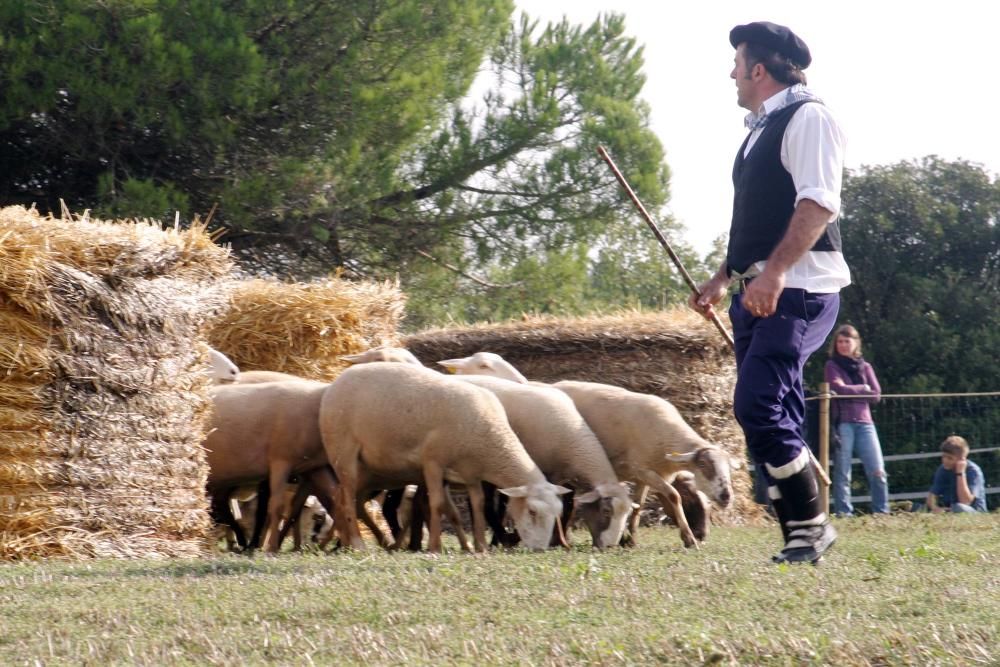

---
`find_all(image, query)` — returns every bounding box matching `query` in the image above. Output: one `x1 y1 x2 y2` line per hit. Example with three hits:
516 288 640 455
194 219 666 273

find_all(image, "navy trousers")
729 287 839 482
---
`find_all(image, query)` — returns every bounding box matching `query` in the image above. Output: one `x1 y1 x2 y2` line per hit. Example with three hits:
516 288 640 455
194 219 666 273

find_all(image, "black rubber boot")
770 463 836 564
768 487 792 544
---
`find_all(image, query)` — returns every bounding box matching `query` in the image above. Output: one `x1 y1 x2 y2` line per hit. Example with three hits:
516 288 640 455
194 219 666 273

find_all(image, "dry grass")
206 277 405 381
0 513 995 665
0 205 231 560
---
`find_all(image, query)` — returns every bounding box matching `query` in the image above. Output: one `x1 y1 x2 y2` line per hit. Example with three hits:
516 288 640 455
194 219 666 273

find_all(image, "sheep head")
499 482 571 550
666 446 740 508
437 352 528 384
340 347 422 366
573 482 633 549
208 348 240 384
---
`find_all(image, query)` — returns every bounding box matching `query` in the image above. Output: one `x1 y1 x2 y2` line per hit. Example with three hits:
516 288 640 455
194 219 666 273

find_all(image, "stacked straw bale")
206 277 405 381
0 205 232 560
404 309 764 525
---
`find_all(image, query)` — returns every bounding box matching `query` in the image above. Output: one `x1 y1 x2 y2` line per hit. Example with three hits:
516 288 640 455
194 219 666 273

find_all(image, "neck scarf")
744 84 823 132
832 353 865 385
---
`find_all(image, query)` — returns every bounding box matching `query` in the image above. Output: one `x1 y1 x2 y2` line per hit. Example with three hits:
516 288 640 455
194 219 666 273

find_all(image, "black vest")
726 99 841 276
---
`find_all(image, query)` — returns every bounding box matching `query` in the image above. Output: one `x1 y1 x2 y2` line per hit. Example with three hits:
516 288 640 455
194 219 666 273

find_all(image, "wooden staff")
597 145 734 348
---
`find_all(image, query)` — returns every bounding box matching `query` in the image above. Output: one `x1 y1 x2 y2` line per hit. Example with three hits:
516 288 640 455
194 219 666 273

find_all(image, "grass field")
0 513 996 666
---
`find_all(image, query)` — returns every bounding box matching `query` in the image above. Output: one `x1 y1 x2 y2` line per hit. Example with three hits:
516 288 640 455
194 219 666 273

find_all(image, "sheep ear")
675 470 695 482
550 484 573 496
729 455 743 470
574 490 601 505
665 451 697 463
498 485 529 498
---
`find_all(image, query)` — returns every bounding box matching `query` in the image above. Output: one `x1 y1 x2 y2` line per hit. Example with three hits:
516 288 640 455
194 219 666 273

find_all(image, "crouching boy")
927 435 988 513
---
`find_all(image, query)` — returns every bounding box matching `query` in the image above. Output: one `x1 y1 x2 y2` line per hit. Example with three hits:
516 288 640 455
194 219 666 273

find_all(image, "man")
927 435 988 513
689 21 849 563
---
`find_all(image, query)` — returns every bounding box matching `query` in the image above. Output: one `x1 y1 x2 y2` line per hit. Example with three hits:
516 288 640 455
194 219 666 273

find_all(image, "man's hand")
689 272 731 321
741 270 785 318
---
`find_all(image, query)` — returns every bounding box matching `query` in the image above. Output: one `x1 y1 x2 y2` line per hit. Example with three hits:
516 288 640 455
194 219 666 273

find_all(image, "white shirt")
741 85 851 293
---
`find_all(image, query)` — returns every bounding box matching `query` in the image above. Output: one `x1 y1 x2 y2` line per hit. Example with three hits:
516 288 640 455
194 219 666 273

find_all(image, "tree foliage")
1 2 699 324
806 157 1000 393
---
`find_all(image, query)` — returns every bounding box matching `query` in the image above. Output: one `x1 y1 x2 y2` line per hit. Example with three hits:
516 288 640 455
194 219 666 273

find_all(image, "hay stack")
404 309 764 525
206 278 405 381
0 205 232 560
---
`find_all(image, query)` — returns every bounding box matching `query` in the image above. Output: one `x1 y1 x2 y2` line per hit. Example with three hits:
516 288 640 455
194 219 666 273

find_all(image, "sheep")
674 471 712 542
338 347 478 552
207 347 240 384
211 480 334 552
553 380 739 547
432 370 633 550
318 362 571 552
636 470 712 543
437 352 740 548
237 370 305 384
341 346 423 366
205 379 339 552
209 481 267 551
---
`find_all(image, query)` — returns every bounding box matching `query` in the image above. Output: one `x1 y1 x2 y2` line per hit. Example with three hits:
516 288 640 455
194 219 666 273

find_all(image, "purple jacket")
824 359 881 424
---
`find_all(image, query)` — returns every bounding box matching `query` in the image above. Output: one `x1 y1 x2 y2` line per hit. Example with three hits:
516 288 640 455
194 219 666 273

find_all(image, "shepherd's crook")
597 146 734 348
598 146 832 488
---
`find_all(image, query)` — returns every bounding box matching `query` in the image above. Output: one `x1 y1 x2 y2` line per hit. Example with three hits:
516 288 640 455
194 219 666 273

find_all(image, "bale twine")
404 309 764 526
206 277 405 381
0 205 232 560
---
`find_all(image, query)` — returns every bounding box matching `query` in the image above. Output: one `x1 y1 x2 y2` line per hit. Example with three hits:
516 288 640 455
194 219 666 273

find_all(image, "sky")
517 0 1000 255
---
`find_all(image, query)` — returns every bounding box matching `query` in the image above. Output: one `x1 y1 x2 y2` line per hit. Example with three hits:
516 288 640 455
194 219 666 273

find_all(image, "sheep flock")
204 347 740 555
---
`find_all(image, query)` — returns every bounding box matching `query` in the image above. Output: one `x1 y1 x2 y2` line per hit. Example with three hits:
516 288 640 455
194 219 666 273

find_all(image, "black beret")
729 21 811 69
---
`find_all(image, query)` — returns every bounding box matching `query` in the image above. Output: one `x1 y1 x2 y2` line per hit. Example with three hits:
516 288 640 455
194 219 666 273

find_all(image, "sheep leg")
482 482 519 547
331 464 366 550
247 478 271 550
550 490 575 547
443 485 472 553
407 486 428 551
302 467 340 550
262 460 294 553
209 489 247 552
357 497 394 549
279 482 312 551
380 489 404 542
464 483 488 553
623 484 649 547
638 470 698 549
422 464 447 553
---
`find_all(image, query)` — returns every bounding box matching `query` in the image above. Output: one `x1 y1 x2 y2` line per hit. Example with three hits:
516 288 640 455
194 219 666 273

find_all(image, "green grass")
0 514 996 666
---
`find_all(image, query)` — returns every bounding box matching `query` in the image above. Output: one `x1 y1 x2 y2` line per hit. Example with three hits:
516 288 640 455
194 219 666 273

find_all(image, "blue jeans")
951 503 979 513
833 422 889 515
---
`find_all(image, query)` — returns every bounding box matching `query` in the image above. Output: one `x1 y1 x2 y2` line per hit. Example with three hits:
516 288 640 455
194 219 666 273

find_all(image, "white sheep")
553 380 739 547
205 379 337 552
318 362 571 552
437 352 740 548
207 347 240 383
237 370 306 384
341 346 423 366
433 370 633 549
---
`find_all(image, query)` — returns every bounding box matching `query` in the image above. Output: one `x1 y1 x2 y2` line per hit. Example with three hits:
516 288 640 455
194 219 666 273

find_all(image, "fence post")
818 382 831 511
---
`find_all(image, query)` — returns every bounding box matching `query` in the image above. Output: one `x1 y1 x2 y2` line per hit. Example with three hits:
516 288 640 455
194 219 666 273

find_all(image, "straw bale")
0 205 232 560
207 277 405 381
404 309 765 526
